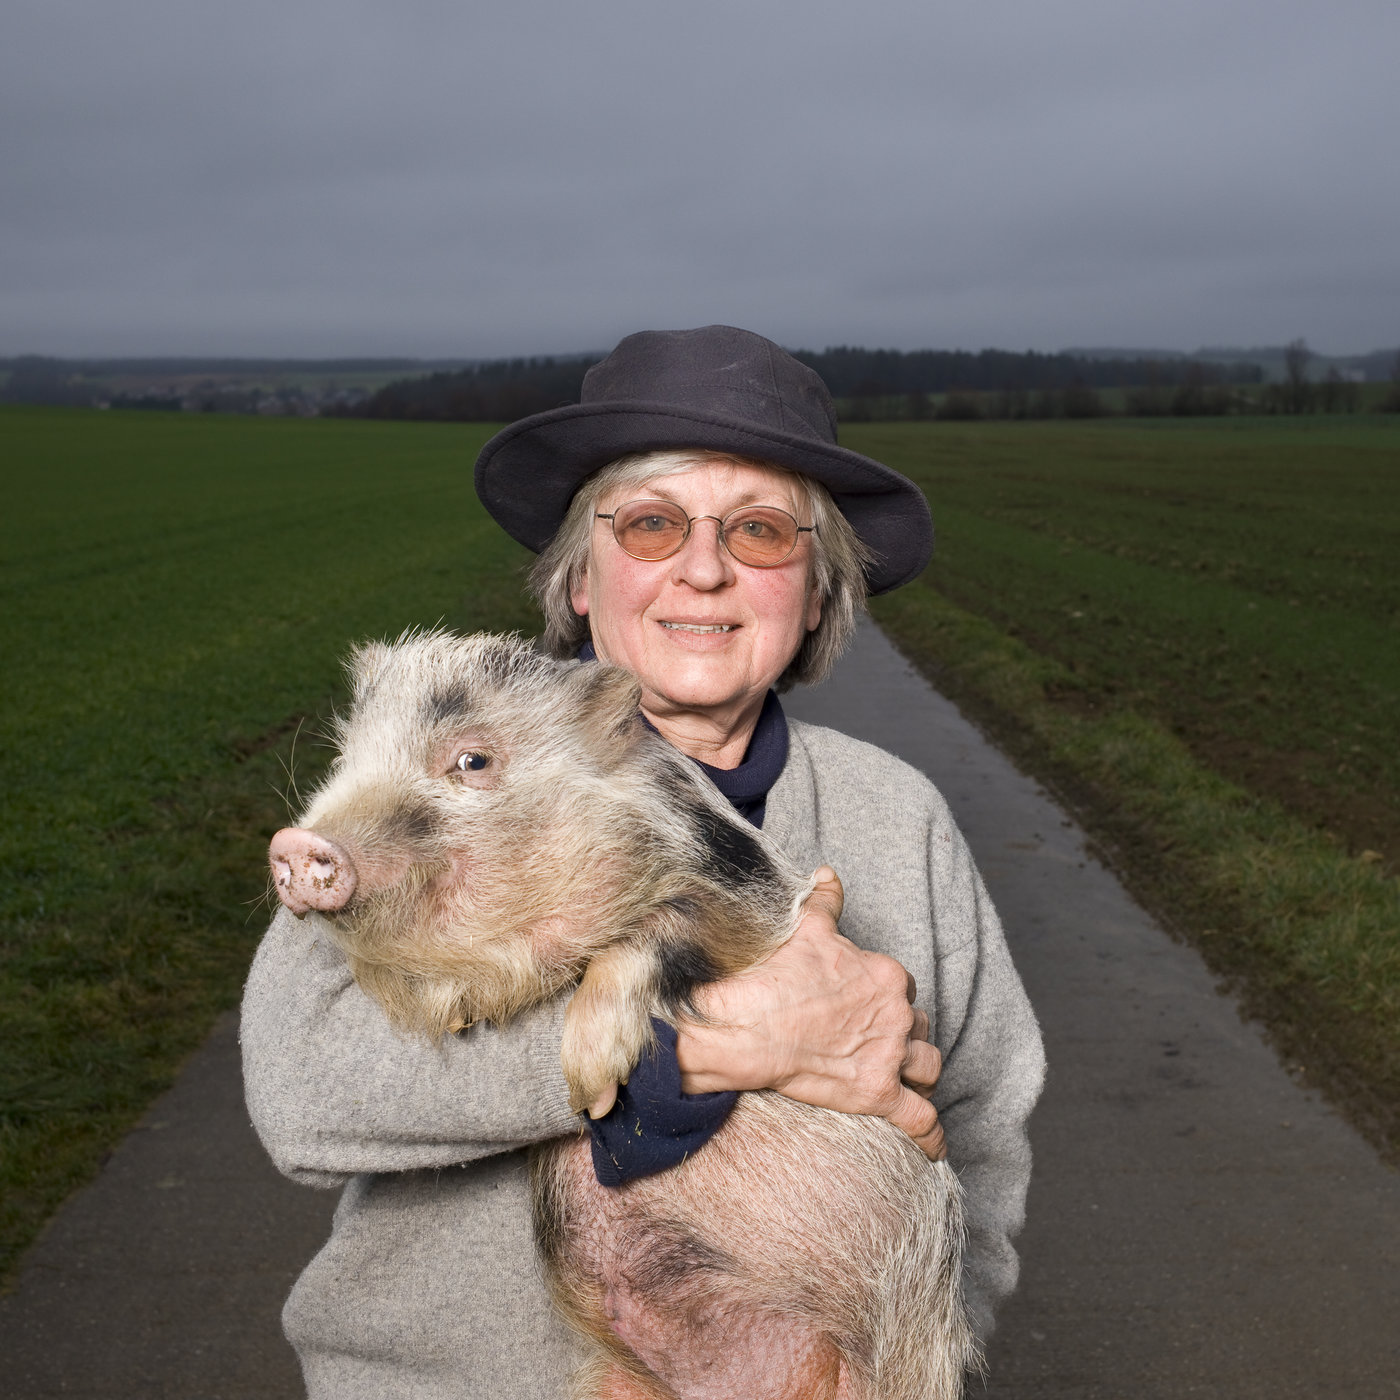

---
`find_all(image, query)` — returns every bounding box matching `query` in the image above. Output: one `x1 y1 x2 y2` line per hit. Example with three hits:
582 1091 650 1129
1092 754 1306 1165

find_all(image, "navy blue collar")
577 640 788 828
687 690 787 828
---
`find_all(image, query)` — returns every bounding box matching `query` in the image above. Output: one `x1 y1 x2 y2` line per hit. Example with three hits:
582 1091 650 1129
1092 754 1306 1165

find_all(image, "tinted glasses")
596 499 816 567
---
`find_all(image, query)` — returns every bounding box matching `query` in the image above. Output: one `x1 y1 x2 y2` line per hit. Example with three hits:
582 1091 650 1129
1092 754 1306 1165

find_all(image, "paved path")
0 1013 334 1398
785 622 1400 1398
3 619 1397 1397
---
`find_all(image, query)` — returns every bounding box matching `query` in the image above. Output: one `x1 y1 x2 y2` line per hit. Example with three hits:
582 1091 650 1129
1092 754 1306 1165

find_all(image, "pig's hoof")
587 1085 619 1119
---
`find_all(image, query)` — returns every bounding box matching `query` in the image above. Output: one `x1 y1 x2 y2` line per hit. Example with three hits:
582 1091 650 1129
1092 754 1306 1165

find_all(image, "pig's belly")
532 1092 966 1400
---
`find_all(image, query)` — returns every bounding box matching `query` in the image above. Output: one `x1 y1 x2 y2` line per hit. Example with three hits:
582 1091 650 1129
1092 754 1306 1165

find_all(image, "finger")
901 1040 942 1095
906 970 918 1003
884 1084 941 1147
886 1087 946 1161
804 867 845 922
910 1007 930 1043
911 1116 947 1163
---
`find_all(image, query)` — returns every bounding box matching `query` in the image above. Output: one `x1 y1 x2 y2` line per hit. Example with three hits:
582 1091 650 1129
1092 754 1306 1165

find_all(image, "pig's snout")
269 828 358 917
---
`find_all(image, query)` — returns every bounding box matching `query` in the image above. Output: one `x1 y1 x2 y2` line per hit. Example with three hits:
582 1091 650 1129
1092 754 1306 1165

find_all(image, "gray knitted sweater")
241 719 1045 1399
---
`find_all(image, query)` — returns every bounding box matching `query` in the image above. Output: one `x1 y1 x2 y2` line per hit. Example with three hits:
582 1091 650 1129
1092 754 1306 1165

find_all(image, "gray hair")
529 450 870 690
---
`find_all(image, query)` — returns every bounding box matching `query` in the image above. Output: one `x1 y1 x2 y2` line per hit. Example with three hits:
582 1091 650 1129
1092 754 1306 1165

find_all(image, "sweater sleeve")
239 907 582 1187
929 820 1046 1341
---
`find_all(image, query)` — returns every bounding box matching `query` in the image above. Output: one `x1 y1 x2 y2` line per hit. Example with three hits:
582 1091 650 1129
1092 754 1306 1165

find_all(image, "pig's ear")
347 641 392 702
569 662 643 740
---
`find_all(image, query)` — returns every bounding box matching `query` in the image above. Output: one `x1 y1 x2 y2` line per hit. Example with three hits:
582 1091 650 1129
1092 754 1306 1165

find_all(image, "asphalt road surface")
787 623 1399 1398
3 619 1396 1397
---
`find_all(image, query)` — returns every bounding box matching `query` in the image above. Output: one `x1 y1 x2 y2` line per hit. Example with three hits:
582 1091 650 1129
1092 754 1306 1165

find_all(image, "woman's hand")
674 868 946 1161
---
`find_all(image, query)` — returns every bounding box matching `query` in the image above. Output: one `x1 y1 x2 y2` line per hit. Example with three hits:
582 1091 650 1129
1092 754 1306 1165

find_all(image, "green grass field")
849 418 1400 1153
850 418 1400 862
3 407 1397 1284
1 406 538 1283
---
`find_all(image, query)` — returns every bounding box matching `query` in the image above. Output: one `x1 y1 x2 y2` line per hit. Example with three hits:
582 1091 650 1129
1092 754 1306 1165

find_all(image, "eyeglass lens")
609 500 802 566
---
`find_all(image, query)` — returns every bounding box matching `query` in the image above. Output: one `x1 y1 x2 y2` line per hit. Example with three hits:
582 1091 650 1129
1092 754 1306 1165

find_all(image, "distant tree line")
890 346 1377 422
789 346 1262 397
856 373 1243 423
8 345 1396 421
339 346 1268 423
1251 339 1363 415
1386 352 1400 412
0 356 101 406
333 356 598 422
0 354 467 413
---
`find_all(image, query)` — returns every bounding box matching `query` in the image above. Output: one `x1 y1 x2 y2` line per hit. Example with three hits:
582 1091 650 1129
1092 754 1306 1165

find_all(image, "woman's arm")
674 869 947 1160
240 907 581 1186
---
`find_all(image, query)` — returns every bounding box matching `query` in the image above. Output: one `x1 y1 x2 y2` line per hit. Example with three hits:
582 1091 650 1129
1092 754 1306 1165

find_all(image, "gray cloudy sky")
3 0 1397 358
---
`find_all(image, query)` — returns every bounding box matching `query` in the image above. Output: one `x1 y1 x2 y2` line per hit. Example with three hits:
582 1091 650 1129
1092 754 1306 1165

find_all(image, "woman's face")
570 460 823 733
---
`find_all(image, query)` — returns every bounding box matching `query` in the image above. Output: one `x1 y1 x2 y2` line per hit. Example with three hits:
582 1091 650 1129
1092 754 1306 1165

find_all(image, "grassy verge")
1 407 535 1285
849 418 1400 1157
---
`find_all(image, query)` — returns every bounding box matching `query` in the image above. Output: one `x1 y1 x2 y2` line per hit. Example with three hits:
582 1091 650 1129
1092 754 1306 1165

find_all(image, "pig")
268 629 976 1400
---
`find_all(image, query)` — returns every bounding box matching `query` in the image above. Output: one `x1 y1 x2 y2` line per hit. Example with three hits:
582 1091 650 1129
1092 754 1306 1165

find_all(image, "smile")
659 622 734 634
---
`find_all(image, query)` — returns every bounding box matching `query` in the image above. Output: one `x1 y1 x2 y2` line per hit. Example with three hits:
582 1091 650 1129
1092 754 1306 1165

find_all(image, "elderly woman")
242 326 1044 1399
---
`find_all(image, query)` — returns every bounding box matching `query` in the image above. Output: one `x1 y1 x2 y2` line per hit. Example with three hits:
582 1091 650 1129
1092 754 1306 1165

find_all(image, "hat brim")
474 400 933 595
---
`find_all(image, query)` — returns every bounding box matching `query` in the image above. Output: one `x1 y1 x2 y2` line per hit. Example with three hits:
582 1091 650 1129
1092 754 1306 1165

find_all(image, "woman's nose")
670 516 734 588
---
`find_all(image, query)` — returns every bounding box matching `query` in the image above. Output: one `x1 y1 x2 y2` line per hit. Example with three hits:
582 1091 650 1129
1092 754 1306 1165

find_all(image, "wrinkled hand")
675 868 946 1161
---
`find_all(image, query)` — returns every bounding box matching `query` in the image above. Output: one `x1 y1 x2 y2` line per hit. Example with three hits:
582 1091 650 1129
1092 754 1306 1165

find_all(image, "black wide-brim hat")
474 324 933 595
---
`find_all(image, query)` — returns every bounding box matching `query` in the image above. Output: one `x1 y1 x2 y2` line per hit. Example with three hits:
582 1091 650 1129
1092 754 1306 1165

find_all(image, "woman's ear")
804 580 823 633
570 565 590 619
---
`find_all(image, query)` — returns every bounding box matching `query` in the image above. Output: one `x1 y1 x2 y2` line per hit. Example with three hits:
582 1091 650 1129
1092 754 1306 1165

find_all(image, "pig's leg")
560 897 772 1117
561 942 667 1116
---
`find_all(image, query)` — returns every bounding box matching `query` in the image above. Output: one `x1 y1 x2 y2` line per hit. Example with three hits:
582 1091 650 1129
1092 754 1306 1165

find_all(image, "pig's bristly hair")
297 630 809 1063
533 1092 978 1399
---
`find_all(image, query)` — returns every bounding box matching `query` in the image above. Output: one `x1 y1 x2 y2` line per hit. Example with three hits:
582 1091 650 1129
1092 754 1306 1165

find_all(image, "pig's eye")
454 751 491 773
